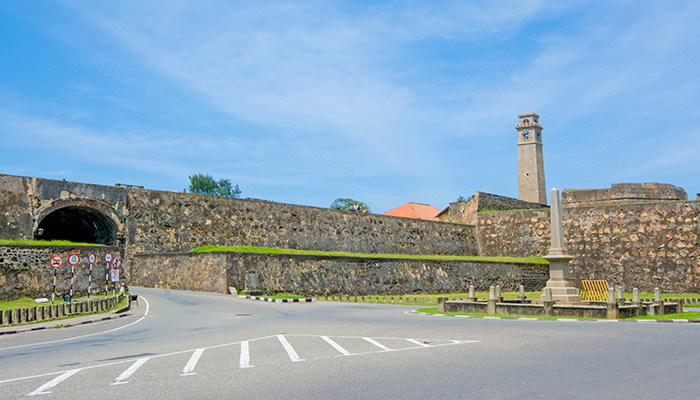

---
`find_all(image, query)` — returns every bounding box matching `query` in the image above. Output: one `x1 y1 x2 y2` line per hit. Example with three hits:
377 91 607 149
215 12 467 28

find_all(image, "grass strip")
414 307 700 320
0 293 115 310
0 239 104 246
1 295 129 327
190 245 548 264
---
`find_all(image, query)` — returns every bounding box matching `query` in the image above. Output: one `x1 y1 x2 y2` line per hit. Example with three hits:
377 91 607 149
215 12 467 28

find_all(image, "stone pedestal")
540 255 581 303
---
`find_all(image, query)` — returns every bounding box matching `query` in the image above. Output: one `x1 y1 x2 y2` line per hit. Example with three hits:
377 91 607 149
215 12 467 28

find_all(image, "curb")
0 302 133 336
406 310 700 324
238 295 315 303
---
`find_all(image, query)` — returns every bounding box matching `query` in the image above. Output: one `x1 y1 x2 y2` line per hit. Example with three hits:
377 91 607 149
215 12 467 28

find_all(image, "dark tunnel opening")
35 206 117 245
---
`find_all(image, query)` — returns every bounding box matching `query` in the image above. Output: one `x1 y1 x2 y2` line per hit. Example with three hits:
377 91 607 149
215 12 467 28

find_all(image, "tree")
330 198 370 212
188 173 241 198
457 195 473 202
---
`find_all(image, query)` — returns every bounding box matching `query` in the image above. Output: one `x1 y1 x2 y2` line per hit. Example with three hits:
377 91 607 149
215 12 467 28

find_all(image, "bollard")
489 286 496 300
468 285 477 302
519 285 526 302
606 287 618 319
487 286 497 314
437 297 447 313
632 288 644 317
495 285 502 302
543 288 554 316
616 286 625 307
654 288 661 302
29 306 36 322
361 296 365 303
4 309 12 325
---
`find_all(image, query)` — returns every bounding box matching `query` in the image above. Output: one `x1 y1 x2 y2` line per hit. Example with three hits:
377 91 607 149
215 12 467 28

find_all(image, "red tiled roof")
382 202 440 221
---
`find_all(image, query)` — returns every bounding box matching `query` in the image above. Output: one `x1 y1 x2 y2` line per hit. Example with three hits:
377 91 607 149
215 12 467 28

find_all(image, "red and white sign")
110 269 120 282
88 253 96 264
68 254 80 266
50 256 63 269
104 252 113 263
111 257 121 269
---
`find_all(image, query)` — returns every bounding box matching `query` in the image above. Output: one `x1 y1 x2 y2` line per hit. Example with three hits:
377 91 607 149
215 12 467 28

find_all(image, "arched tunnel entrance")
35 206 117 245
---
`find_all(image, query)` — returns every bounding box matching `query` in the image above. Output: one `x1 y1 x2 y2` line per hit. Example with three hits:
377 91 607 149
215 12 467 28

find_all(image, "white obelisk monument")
541 188 581 303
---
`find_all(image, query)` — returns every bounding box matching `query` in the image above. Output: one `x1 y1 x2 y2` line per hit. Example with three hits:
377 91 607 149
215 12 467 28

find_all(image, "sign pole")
87 253 96 300
67 254 80 300
49 256 63 304
104 253 113 296
52 268 57 304
70 264 74 298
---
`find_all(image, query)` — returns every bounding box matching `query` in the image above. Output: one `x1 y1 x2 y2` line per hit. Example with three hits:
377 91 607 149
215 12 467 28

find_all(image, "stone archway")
35 201 120 245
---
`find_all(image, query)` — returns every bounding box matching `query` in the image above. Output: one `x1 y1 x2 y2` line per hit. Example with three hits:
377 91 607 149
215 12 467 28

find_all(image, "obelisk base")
540 255 581 303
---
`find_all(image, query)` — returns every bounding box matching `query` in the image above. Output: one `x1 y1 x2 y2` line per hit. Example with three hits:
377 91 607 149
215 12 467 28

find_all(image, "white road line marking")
0 296 150 352
27 369 81 396
320 335 353 355
111 357 150 385
406 339 431 348
363 337 392 351
181 348 205 376
277 335 305 362
239 341 253 368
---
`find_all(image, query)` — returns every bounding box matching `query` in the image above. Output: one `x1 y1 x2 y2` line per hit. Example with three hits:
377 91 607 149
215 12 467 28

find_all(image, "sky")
1 1 698 213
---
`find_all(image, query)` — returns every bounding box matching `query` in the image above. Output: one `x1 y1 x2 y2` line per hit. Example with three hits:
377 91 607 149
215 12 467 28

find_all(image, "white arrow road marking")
181 348 205 376
239 341 253 369
277 335 305 362
363 337 392 351
111 357 150 385
27 369 81 396
320 335 353 356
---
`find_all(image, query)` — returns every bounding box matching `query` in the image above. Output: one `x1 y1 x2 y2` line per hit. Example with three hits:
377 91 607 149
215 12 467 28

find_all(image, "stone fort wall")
124 188 478 257
129 251 549 295
477 200 700 292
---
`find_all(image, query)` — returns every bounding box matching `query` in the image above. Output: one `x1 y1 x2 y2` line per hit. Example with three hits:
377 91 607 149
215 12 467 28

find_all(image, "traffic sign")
104 252 113 263
88 253 96 264
68 254 80 266
50 256 63 269
110 269 120 282
112 257 121 269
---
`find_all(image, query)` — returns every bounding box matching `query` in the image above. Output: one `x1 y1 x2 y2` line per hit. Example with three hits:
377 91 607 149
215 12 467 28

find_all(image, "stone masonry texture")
124 189 478 257
477 200 700 292
0 245 123 300
129 252 548 295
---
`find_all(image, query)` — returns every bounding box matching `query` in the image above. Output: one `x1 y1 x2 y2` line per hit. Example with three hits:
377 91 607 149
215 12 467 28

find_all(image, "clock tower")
516 112 547 204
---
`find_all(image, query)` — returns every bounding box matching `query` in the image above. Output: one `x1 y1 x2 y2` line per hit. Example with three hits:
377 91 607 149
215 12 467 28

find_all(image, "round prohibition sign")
104 252 113 263
88 253 96 264
50 256 63 269
68 254 80 266
111 257 121 269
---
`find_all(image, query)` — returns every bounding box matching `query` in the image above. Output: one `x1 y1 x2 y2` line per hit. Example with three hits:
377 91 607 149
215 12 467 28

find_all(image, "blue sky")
1 1 698 213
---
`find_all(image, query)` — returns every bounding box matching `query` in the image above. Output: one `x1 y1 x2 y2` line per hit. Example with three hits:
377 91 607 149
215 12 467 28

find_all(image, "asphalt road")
1 287 698 399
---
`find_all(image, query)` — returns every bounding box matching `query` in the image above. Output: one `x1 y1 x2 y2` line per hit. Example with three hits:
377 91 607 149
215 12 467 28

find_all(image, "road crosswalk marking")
320 335 353 356
6 334 479 396
277 334 305 362
111 357 149 385
27 369 81 396
239 341 253 369
363 337 393 351
181 348 205 376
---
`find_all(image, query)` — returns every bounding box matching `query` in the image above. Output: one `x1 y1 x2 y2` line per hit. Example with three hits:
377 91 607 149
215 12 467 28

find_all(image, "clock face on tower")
536 130 541 141
521 131 530 141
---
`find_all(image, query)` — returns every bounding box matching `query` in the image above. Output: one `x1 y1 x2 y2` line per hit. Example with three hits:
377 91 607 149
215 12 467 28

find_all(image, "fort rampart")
477 200 700 292
129 252 549 295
